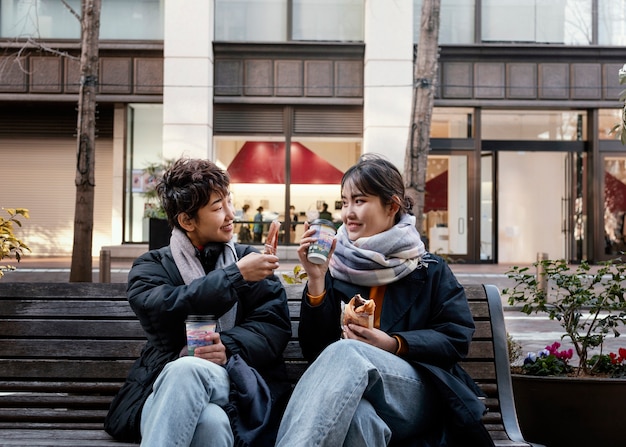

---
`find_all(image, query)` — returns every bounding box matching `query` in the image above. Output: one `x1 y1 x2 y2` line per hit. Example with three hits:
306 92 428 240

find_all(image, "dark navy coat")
299 253 494 447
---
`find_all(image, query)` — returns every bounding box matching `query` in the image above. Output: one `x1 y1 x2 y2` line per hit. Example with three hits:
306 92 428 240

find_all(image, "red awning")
227 142 344 184
605 171 626 213
424 170 448 212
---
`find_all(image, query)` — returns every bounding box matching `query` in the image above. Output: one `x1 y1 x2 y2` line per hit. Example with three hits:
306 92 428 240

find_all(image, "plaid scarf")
329 214 426 286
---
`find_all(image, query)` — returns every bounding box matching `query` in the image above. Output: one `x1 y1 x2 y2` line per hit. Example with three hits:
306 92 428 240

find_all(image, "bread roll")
343 294 375 329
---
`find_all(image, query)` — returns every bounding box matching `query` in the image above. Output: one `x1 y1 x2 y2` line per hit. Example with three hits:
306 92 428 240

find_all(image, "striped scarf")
329 214 426 286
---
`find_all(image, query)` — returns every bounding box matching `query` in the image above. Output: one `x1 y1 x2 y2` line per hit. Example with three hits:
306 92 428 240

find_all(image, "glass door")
497 151 568 263
480 152 494 261
424 154 469 260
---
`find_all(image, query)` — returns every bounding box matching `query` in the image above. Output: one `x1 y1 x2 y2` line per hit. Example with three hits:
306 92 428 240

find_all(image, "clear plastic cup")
185 314 217 356
307 219 337 264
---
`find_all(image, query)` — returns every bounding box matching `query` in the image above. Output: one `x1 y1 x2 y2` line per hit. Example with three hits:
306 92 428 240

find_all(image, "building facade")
1 0 625 264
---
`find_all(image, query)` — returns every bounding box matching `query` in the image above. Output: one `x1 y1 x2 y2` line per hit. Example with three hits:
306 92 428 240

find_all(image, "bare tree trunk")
70 0 101 282
405 0 441 245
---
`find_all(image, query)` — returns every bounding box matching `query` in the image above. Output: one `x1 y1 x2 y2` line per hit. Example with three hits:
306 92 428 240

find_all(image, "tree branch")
25 38 79 61
61 0 81 22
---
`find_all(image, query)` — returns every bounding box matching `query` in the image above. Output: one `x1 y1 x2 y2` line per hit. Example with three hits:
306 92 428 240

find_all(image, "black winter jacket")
104 244 291 443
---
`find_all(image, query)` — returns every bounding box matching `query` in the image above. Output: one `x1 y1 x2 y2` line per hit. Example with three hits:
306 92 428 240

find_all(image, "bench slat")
0 381 124 393
0 428 136 446
0 408 108 422
0 283 127 298
0 340 144 359
0 320 144 338
0 300 136 319
1 359 135 380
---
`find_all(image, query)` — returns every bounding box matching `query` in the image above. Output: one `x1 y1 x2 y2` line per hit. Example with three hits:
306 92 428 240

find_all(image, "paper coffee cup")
185 315 217 356
307 219 336 264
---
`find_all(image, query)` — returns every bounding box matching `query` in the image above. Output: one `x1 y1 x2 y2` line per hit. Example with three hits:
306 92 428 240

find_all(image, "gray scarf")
170 227 238 331
329 213 426 286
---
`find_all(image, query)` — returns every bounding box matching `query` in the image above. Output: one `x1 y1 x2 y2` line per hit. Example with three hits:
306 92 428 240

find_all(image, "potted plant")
503 258 626 447
141 159 173 250
0 208 30 278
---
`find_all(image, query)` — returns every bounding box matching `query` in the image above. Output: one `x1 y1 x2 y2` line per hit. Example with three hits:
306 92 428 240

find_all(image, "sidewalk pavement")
2 256 623 362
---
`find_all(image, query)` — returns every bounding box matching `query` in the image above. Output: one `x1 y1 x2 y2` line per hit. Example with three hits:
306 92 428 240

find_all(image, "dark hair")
341 154 414 223
156 158 230 230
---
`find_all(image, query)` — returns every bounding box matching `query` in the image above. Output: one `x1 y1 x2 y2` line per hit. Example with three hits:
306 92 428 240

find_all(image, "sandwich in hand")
342 294 375 329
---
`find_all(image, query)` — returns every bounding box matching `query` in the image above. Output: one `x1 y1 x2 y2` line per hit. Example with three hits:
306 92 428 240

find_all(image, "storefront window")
414 0 475 44
215 138 359 246
124 104 164 244
482 0 591 45
482 110 586 141
431 107 474 138
604 156 626 255
599 109 623 140
0 0 163 40
598 0 626 45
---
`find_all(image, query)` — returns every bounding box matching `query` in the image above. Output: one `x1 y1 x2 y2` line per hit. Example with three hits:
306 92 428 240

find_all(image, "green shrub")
0 208 30 278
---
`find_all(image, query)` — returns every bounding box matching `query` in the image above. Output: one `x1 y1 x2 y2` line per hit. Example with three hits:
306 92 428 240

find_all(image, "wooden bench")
0 282 543 446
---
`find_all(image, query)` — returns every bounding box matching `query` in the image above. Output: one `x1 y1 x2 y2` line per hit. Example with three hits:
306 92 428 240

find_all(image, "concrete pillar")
162 0 214 160
362 0 414 169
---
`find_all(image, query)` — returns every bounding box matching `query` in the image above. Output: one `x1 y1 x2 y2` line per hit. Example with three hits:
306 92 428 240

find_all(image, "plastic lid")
310 218 334 227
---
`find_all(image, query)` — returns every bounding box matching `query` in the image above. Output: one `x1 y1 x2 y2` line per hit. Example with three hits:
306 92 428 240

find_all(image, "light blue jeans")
276 339 439 447
140 356 234 447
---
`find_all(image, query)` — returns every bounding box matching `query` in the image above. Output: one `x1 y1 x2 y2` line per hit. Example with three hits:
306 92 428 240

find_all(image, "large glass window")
0 0 163 40
215 0 364 42
603 156 626 256
598 0 626 45
414 0 475 44
214 0 287 42
100 0 163 40
125 104 164 244
215 138 360 246
482 110 587 141
293 0 363 41
599 109 624 140
482 0 591 45
431 107 474 138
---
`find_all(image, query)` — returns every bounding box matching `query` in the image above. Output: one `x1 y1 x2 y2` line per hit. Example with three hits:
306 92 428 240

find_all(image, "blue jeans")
276 340 439 447
140 356 234 447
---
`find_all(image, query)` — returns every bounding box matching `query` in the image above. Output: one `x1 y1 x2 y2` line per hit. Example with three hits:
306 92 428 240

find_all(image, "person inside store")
289 205 298 241
237 203 252 243
253 206 264 243
318 202 333 221
275 154 494 447
104 158 291 447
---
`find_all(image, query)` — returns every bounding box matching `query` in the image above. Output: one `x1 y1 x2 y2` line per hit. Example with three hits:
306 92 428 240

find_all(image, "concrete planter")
511 374 626 447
